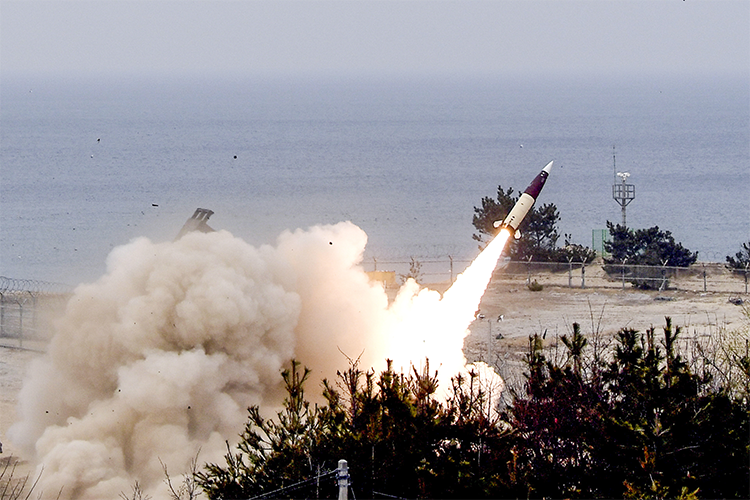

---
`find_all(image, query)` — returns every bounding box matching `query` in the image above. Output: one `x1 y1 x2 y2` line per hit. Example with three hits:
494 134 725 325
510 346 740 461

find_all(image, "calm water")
1 74 748 285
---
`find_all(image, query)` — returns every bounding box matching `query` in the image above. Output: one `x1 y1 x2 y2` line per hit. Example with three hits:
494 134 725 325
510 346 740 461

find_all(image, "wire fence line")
365 256 474 285
495 261 749 294
244 459 358 500
3 258 746 349
247 468 339 500
0 276 72 349
0 276 73 295
365 258 750 295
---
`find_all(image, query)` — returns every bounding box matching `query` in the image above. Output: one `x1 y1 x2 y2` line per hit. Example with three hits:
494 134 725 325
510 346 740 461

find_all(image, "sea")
1 74 748 286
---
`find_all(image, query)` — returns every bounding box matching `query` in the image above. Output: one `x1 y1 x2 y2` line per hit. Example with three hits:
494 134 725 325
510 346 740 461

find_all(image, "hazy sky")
1 0 748 79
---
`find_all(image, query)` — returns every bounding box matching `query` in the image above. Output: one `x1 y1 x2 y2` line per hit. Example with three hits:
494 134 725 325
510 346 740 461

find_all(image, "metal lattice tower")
611 147 635 226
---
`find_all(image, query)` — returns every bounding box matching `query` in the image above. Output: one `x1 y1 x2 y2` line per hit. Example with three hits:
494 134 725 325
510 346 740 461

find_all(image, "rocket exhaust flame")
10 197 528 498
385 228 511 395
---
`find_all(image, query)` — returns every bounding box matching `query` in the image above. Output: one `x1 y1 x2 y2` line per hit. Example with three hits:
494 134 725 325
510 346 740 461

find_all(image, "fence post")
526 256 533 286
568 258 573 288
486 318 492 363
337 459 349 500
581 261 586 289
703 265 707 292
18 301 23 349
659 259 668 292
28 291 37 341
449 255 454 283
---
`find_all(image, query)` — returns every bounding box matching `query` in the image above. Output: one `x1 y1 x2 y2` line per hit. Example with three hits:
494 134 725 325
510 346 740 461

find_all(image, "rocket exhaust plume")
384 229 511 395
10 161 552 498
386 160 554 388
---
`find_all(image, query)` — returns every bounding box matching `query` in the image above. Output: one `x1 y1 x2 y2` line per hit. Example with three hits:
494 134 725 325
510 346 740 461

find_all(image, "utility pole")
337 460 349 500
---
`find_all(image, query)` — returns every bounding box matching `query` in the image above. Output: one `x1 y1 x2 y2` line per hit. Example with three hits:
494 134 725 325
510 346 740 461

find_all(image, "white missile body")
493 161 553 239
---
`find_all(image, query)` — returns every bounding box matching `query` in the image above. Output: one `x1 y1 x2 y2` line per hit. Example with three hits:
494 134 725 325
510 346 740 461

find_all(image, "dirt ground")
463 269 749 372
1 269 747 470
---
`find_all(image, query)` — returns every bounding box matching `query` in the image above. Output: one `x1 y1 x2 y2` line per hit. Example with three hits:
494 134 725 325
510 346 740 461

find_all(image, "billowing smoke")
9 221 505 499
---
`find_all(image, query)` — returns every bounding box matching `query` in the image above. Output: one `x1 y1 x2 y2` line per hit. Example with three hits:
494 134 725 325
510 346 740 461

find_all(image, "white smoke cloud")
274 223 392 380
9 221 503 499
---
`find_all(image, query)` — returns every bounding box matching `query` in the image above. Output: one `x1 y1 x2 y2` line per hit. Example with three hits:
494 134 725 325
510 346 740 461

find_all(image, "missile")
493 161 553 239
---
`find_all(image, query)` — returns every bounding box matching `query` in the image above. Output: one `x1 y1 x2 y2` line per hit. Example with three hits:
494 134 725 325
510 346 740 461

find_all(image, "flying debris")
493 161 553 239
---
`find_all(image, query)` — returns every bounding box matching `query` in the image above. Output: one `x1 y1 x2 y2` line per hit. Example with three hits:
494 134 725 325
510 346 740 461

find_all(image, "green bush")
527 279 543 291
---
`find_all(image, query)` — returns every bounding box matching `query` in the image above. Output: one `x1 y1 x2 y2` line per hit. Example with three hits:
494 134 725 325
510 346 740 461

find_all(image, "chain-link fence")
497 261 749 294
365 256 475 286
365 258 749 295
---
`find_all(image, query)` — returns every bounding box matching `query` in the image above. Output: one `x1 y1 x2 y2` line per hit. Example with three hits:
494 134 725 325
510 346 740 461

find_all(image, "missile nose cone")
542 161 553 174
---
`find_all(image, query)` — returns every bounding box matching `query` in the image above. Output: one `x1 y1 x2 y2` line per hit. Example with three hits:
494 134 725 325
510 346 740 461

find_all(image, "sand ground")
1 269 747 472
467 266 747 356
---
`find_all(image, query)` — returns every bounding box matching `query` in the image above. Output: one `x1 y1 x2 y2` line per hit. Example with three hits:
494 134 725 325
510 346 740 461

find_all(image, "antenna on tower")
613 145 617 183
611 146 635 226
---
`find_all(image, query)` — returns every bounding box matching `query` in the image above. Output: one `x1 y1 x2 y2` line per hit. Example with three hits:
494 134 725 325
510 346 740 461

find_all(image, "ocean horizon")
1 73 748 285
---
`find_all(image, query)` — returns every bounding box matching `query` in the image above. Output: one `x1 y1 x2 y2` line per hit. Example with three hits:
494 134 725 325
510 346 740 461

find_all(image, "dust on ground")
0 344 39 481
